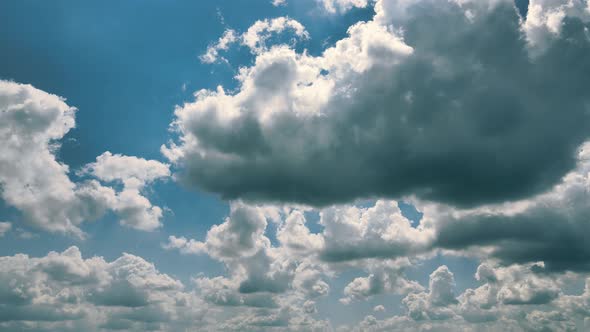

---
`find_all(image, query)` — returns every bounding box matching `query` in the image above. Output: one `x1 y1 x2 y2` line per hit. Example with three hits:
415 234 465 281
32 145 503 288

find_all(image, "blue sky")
1 0 590 331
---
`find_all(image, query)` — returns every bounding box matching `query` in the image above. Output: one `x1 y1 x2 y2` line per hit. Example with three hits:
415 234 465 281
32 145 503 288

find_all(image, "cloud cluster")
165 0 590 209
0 81 170 235
349 261 590 331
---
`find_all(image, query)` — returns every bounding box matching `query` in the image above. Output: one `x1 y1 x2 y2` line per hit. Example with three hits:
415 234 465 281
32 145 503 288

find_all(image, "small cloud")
373 305 386 312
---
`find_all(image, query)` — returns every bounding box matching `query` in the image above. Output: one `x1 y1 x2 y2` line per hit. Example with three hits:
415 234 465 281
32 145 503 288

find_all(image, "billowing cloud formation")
165 0 590 208
0 81 169 235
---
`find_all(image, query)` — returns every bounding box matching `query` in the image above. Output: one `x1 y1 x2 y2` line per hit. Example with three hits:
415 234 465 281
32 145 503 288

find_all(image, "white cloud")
320 0 370 13
319 201 432 262
82 152 170 189
199 17 309 64
82 152 171 231
0 81 115 237
200 29 238 64
340 261 423 304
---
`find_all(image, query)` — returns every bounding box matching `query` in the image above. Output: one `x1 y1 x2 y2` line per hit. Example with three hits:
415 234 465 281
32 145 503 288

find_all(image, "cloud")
164 202 270 261
164 202 333 329
0 81 170 235
0 81 115 237
82 152 170 231
401 265 458 321
165 0 590 209
349 263 587 331
340 261 423 304
152 185 590 330
200 17 309 64
7 0 590 330
319 0 370 13
81 152 170 188
431 142 590 272
318 201 432 262
200 29 238 64
524 0 590 50
6 247 590 331
0 247 206 331
373 305 385 312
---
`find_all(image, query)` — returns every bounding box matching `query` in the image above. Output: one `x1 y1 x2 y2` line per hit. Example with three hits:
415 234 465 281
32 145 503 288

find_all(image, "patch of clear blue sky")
0 0 482 301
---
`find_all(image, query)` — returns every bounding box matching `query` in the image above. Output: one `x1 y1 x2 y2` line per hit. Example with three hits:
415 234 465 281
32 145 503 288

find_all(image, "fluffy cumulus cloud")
0 81 170 235
165 0 590 209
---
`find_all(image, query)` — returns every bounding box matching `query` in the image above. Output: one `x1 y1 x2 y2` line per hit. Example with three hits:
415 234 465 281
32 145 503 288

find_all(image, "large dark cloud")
166 1 590 208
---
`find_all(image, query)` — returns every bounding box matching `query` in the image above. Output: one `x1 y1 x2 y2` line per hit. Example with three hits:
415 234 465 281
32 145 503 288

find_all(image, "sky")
1 0 590 331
